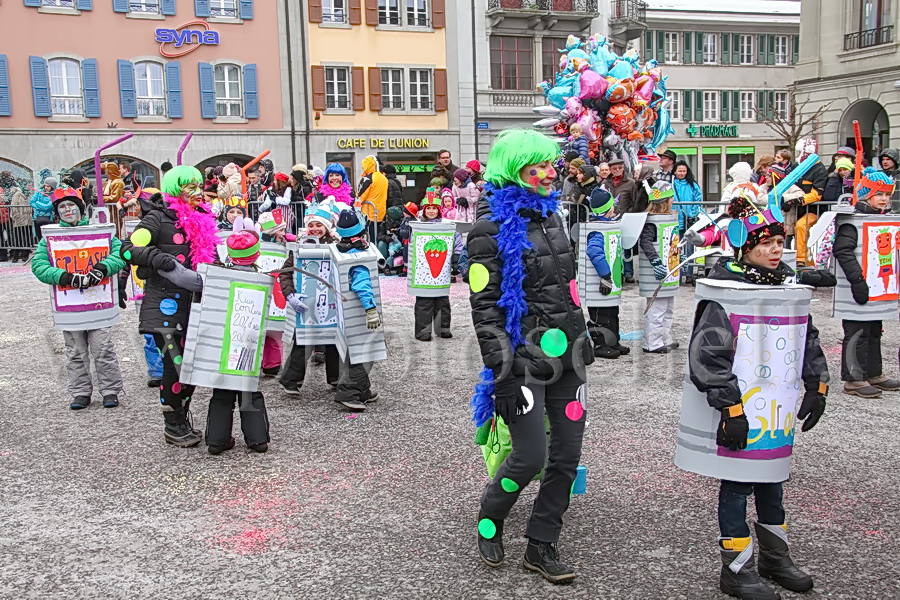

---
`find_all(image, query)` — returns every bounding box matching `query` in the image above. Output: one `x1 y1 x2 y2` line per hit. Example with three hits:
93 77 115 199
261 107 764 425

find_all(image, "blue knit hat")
336 208 366 238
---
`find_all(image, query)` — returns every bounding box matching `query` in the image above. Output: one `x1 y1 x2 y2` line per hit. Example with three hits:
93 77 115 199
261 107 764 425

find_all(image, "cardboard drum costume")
832 212 900 321
407 221 455 297
638 214 680 297
330 243 387 363
283 241 340 347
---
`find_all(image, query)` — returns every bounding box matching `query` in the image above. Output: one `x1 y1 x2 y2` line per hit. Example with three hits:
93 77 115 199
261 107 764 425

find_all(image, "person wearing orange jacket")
357 155 388 242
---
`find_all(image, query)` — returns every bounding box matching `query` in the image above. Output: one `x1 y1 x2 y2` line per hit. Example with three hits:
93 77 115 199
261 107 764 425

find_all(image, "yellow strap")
725 404 744 418
818 382 828 395
720 537 752 552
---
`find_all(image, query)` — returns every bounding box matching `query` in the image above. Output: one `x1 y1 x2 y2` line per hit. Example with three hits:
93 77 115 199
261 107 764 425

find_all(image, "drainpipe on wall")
295 0 313 163
471 0 480 161
283 0 297 164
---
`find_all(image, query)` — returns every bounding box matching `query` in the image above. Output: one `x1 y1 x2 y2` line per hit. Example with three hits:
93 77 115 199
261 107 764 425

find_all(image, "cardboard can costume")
407 221 455 297
638 214 680 297
675 279 811 483
330 243 387 363
282 240 340 346
832 213 900 321
257 240 289 332
179 263 272 392
578 221 623 307
41 223 120 331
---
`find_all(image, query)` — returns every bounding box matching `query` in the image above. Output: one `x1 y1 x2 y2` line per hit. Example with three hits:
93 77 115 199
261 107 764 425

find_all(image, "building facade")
794 0 898 162
644 0 800 201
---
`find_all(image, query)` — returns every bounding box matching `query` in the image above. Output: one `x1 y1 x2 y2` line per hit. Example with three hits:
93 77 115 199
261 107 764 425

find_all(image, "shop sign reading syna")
156 21 220 58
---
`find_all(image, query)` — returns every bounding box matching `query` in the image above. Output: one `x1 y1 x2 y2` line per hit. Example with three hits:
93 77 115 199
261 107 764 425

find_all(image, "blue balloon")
609 59 634 80
728 220 748 248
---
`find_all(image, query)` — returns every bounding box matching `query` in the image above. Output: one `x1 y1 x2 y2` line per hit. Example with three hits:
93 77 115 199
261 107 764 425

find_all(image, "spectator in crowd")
671 160 703 235
31 174 57 240
751 155 775 184
654 149 676 184
382 164 405 209
879 148 900 212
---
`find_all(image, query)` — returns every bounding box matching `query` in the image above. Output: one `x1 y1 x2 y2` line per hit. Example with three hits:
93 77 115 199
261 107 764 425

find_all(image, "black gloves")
456 197 469 208
59 272 90 288
493 371 527 426
850 279 869 305
599 276 613 296
58 272 74 288
716 405 749 451
797 269 837 288
86 267 106 286
781 197 799 211
151 252 178 273
798 387 826 432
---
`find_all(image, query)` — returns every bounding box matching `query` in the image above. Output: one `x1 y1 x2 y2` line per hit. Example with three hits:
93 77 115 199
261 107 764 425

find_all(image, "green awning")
702 147 722 155
726 146 756 155
667 147 697 156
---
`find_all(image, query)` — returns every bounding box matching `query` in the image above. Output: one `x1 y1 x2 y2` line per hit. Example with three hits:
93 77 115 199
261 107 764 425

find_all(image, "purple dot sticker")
172 233 185 245
569 279 580 307
159 298 178 316
171 382 182 395
477 518 496 539
565 400 584 422
176 254 186 263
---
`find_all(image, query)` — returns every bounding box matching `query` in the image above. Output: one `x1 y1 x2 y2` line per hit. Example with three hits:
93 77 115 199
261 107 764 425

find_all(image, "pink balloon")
578 69 609 100
633 75 654 105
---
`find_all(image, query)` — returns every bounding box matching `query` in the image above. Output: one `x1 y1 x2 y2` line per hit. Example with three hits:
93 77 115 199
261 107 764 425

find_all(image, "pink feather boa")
318 180 354 206
164 194 220 268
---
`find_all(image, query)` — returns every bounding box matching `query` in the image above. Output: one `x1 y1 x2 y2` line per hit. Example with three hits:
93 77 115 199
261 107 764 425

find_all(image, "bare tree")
753 89 833 152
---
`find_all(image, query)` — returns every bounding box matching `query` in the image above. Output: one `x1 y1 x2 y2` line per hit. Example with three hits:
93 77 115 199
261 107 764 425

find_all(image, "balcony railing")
487 0 598 13
608 0 646 23
843 25 894 51
488 91 544 108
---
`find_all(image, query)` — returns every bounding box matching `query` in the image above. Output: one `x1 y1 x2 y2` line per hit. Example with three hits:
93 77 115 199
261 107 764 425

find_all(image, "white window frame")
666 90 682 122
408 68 432 111
774 35 789 65
378 0 430 28
42 0 75 6
703 91 719 122
210 0 238 18
214 63 243 118
739 91 755 122
322 0 347 23
664 32 680 63
324 65 352 112
381 68 404 111
703 33 718 64
134 61 167 118
739 35 754 65
773 91 789 119
129 0 160 14
48 58 84 117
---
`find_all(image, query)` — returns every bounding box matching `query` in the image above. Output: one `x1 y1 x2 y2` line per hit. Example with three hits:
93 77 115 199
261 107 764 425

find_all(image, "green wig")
483 129 561 188
162 165 204 197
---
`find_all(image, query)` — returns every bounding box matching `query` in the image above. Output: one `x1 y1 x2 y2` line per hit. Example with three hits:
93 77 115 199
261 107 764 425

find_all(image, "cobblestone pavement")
0 265 897 599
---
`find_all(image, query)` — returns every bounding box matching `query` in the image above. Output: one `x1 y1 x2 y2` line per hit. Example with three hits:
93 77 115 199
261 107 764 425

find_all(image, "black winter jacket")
822 172 852 203
468 199 593 379
688 258 829 410
385 174 404 208
833 201 884 285
120 198 213 335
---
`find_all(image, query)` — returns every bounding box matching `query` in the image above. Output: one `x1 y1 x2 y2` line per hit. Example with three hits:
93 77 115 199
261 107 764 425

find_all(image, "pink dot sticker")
172 233 185 244
176 254 186 263
565 400 584 422
171 382 182 395
569 279 580 307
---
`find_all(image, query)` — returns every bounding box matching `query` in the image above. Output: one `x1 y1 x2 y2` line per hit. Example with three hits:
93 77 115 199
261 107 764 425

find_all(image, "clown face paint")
57 200 82 224
181 183 202 207
519 161 556 197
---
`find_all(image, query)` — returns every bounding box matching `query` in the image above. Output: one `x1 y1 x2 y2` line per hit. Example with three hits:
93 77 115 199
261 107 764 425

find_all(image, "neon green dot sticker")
130 227 152 248
477 518 496 539
173 356 182 365
540 328 567 358
469 263 490 293
122 250 132 261
500 478 519 493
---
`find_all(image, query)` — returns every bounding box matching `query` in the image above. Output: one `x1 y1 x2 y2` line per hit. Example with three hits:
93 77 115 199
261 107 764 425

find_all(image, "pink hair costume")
163 194 220 268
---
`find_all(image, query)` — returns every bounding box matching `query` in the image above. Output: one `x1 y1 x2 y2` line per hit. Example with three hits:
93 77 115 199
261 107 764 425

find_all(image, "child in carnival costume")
31 186 126 410
204 218 271 455
639 181 679 353
686 193 828 600
469 129 593 584
395 202 419 277
412 189 454 341
278 202 342 395
833 167 900 398
256 209 296 377
120 165 219 448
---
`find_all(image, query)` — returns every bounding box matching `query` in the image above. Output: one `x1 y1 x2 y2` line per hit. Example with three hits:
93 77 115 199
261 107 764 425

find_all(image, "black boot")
476 511 504 568
755 523 814 593
720 539 781 600
593 345 620 359
523 538 576 583
163 409 202 447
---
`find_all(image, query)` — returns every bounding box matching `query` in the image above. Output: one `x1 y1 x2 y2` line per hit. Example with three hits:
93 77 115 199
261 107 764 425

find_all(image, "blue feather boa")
470 183 561 426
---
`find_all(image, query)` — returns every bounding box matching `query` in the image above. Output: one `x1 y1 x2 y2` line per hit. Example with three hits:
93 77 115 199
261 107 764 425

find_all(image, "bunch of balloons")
534 34 675 172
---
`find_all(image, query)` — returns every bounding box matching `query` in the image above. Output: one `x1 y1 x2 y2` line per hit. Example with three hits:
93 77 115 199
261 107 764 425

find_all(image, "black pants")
481 369 586 543
35 217 51 240
335 355 372 403
280 342 340 387
205 388 270 447
152 332 194 411
414 296 451 340
718 480 785 538
841 320 883 381
587 306 620 349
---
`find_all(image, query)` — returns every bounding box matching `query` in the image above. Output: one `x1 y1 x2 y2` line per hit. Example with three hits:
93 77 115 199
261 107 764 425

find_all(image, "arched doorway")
195 154 255 172
71 155 161 189
839 99 890 164
0 157 35 192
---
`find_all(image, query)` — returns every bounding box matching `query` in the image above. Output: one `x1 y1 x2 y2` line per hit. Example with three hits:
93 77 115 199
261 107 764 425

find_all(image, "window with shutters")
135 61 166 117
702 34 718 64
773 91 788 119
541 37 566 83
379 0 428 26
739 35 753 64
214 63 242 117
667 90 681 121
740 91 755 122
130 0 159 12
409 69 431 110
703 91 718 121
490 36 533 91
211 0 237 18
323 0 347 22
325 66 351 110
43 0 75 6
378 0 400 24
664 32 679 63
773 35 788 65
49 59 83 116
381 68 403 110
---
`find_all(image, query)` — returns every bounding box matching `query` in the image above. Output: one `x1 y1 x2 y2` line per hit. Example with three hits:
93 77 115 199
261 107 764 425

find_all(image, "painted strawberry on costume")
424 238 449 279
